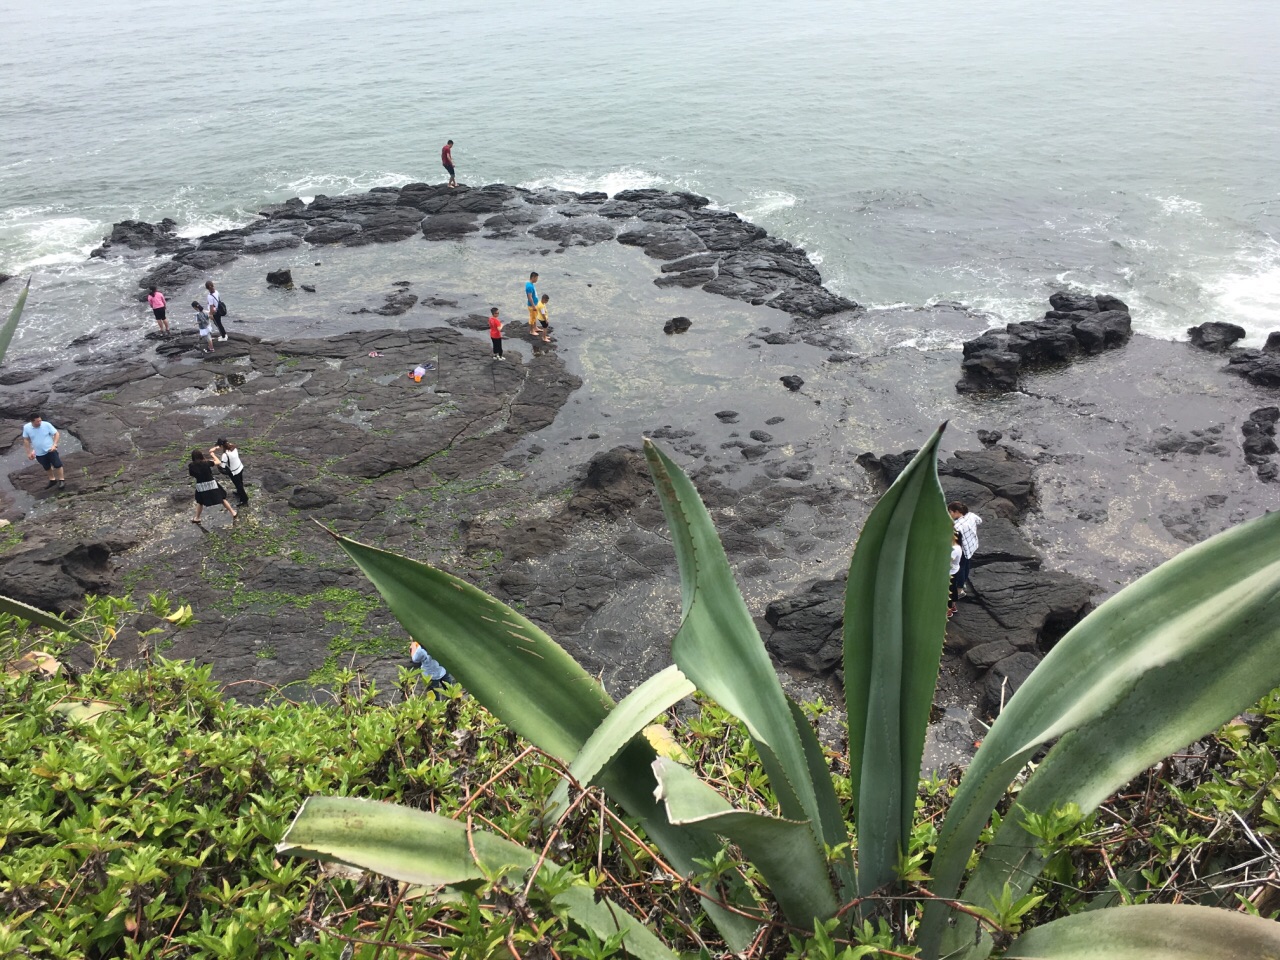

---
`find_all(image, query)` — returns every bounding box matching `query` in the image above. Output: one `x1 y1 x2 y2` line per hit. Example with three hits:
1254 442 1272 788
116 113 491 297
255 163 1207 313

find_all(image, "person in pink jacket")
146 286 170 336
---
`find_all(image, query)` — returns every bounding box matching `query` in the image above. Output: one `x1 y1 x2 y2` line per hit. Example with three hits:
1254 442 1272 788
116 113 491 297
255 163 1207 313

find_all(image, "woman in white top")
210 437 248 505
948 530 963 619
204 280 228 341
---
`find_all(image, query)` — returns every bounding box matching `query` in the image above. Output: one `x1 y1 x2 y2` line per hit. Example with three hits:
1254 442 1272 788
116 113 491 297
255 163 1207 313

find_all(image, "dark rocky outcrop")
92 219 188 258
1187 321 1246 352
663 316 692 335
0 540 120 614
780 375 804 392
118 181 856 323
1223 339 1280 388
266 269 294 288
1242 406 1280 482
776 444 1093 716
957 293 1132 393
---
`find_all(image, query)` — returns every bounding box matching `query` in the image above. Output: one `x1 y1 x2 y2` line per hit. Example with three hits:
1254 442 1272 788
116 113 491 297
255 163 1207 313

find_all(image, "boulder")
420 213 480 240
663 316 692 335
764 577 845 674
266 269 294 288
565 446 651 520
982 652 1042 715
780 375 804 392
530 218 616 247
305 221 362 245
0 540 117 614
855 449 919 487
957 292 1132 393
1187 321 1246 352
1048 292 1100 313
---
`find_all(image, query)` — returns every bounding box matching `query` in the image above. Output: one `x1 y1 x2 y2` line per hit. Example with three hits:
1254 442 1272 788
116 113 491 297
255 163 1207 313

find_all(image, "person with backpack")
205 280 228 341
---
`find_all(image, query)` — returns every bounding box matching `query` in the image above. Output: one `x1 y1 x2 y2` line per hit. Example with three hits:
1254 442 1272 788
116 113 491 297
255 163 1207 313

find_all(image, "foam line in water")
518 166 664 196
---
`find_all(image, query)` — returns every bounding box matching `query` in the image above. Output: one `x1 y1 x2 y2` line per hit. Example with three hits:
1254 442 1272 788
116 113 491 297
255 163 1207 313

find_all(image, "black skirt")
194 482 227 506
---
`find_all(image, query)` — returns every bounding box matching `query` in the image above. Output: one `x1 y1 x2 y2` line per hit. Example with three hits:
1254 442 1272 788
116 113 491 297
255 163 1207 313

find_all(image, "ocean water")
1 0 1278 355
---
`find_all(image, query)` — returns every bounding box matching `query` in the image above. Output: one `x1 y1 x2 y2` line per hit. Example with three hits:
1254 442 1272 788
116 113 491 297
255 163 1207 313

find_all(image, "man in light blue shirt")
22 414 64 490
410 640 455 694
525 271 540 335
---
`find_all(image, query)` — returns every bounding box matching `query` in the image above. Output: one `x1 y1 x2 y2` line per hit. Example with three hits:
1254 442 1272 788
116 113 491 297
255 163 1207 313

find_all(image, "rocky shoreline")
2 181 1277 762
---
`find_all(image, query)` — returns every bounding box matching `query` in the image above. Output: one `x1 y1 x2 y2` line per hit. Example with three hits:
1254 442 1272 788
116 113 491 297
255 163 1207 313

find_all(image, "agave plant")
0 276 31 366
279 429 1280 958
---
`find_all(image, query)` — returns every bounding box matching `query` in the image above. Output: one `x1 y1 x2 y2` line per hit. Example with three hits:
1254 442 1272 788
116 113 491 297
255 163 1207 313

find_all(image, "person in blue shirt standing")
410 639 455 694
525 271 540 336
22 414 65 490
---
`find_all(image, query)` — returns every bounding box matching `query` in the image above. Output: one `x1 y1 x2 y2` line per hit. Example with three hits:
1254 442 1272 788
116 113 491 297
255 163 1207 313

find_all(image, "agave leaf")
278 797 679 960
643 440 846 888
0 276 31 366
545 664 695 825
331 532 758 950
922 508 1280 960
788 696 856 896
1004 903 1280 959
652 758 840 928
0 592 89 642
842 425 951 897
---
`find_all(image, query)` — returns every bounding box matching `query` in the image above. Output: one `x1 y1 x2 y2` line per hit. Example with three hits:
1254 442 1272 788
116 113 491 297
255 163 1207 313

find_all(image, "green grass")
0 600 1275 959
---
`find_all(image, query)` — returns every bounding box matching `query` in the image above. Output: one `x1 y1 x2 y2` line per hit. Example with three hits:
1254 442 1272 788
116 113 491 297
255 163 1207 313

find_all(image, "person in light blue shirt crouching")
410 640 455 694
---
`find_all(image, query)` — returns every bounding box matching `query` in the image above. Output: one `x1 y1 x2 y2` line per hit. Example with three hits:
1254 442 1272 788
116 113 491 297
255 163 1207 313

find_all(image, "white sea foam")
733 190 797 219
276 170 414 197
1 216 104 272
175 216 248 240
1155 195 1204 217
519 166 664 197
1208 242 1280 338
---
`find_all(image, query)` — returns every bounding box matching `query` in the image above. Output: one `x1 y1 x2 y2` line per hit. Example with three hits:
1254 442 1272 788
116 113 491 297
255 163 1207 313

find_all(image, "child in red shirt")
489 307 504 360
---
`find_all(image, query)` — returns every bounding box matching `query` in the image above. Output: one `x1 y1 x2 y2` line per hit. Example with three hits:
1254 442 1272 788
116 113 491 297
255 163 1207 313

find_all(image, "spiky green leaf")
922 508 1280 960
277 797 679 960
1004 903 1280 959
545 664 695 825
0 276 31 365
842 425 951 896
330 531 758 950
643 440 848 899
0 592 89 642
652 758 839 928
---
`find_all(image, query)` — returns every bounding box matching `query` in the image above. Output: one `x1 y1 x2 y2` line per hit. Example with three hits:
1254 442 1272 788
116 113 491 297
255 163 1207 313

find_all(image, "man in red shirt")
441 140 456 188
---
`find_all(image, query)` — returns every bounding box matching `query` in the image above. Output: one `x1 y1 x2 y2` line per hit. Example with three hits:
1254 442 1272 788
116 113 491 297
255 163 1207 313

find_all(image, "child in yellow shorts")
535 294 551 342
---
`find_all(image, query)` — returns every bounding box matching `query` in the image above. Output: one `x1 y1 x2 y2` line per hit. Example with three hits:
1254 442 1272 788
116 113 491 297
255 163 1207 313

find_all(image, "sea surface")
2 0 1278 356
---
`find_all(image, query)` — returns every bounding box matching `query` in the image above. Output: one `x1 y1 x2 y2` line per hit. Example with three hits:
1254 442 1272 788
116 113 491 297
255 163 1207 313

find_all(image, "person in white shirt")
205 280 228 341
949 501 983 595
210 438 248 505
948 530 963 618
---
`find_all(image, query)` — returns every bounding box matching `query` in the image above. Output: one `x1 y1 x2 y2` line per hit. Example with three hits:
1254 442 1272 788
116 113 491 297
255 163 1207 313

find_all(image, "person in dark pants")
410 640 455 694
489 307 504 360
949 500 983 595
189 449 237 524
441 139 456 188
210 438 249 505
204 281 228 341
22 414 65 490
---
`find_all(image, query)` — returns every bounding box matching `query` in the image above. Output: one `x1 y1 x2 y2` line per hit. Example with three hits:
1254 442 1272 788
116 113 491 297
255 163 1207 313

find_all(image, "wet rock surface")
768 444 1092 723
8 183 1273 756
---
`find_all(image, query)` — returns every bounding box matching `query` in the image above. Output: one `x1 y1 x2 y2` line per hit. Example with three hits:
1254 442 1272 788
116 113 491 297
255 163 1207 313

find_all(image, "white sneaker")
218 336 228 342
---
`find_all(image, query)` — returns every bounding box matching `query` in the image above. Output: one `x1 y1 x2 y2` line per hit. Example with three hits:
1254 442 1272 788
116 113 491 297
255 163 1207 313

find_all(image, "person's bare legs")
223 499 238 520
193 504 204 523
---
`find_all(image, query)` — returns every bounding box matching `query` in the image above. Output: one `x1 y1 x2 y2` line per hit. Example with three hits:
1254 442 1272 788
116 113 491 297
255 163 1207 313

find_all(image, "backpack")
215 296 228 319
